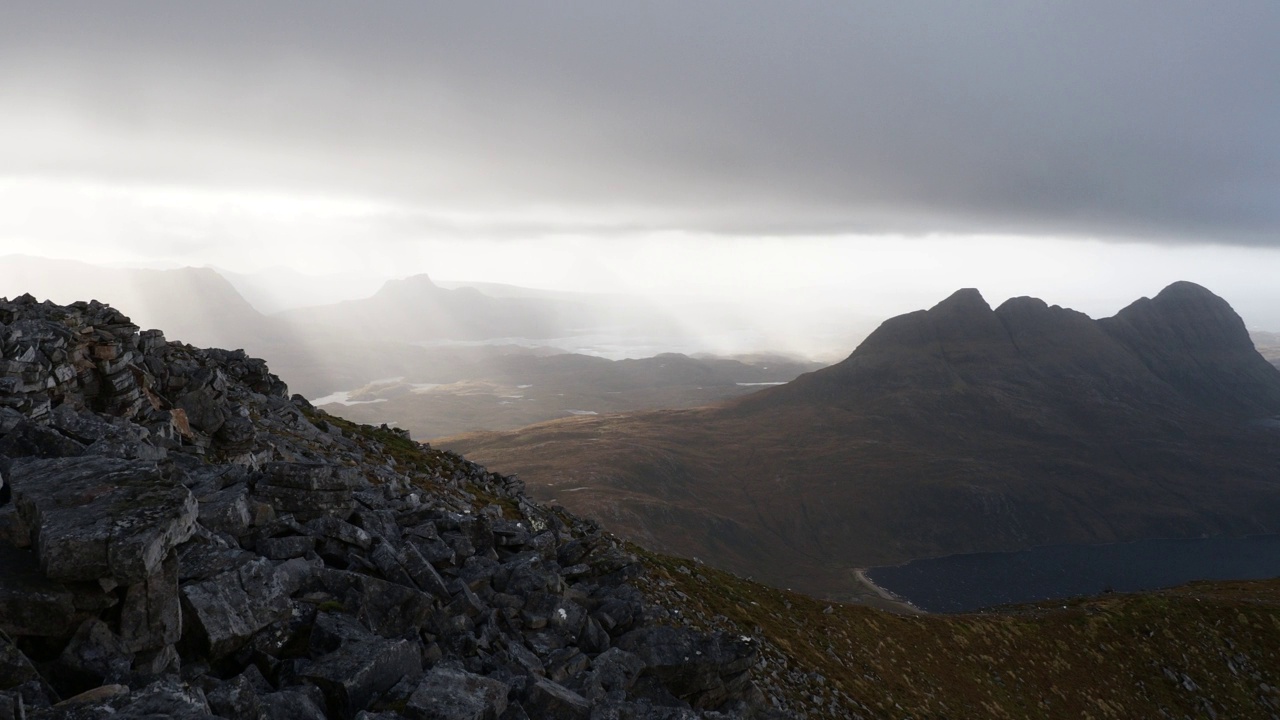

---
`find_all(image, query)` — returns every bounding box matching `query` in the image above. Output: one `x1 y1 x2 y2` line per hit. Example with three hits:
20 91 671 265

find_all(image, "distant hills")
0 254 289 352
279 273 582 342
445 282 1280 599
0 255 820 434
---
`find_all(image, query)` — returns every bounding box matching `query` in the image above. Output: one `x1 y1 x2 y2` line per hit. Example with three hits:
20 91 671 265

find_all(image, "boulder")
314 569 435 638
118 550 182 653
405 666 508 720
99 677 215 720
299 635 422 719
180 557 299 658
195 484 253 537
53 618 133 695
521 676 590 720
9 456 198 584
257 687 329 720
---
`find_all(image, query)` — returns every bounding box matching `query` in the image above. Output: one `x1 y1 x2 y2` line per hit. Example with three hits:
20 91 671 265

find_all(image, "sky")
2 2 1279 348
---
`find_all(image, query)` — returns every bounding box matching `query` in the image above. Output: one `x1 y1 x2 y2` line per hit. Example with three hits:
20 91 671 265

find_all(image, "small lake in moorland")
866 534 1280 613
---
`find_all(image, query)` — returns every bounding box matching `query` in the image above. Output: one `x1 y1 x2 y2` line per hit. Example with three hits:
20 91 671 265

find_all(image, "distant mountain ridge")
276 273 557 341
446 282 1280 599
0 254 285 352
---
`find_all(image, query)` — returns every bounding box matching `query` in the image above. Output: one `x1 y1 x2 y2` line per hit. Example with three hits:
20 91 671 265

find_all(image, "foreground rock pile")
0 295 779 719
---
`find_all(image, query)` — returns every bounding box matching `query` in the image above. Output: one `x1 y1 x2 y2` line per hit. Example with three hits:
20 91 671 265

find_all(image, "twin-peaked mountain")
447 282 1280 600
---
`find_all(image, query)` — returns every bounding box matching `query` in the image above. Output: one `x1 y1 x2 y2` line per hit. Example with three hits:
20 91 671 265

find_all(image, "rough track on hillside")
0 294 786 720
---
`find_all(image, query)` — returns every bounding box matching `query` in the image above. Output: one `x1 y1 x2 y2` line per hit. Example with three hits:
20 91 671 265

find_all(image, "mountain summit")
449 283 1280 598
772 281 1280 423
1099 281 1280 416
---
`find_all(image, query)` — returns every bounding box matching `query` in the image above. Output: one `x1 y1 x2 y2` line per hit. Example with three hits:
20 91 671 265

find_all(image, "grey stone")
180 557 295 658
521 677 589 720
174 531 253 584
54 618 133 694
252 485 355 521
400 542 450 599
370 542 416 588
195 484 252 537
351 508 401 546
544 647 589 684
256 535 317 561
507 642 545 678
257 687 329 720
205 669 264 720
315 569 435 638
175 387 227 436
578 616 610 655
10 456 198 584
577 648 644 702
108 677 215 720
0 419 85 460
213 415 256 455
299 636 422 719
132 644 179 677
119 550 182 653
405 666 508 720
260 462 367 492
305 516 373 550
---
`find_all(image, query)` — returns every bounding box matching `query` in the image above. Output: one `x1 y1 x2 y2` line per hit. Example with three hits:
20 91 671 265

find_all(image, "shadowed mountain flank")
446 283 1280 599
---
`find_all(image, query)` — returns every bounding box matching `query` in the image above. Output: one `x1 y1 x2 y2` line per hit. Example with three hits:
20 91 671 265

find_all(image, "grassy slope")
638 549 1280 719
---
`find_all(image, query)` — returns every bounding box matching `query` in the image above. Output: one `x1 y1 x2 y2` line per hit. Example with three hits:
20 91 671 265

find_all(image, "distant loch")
867 534 1280 613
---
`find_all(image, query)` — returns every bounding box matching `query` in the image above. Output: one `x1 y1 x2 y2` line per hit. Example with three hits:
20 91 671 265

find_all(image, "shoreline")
851 568 925 615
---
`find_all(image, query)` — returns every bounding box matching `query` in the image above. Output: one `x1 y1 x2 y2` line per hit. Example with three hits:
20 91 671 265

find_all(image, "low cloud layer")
2 2 1278 245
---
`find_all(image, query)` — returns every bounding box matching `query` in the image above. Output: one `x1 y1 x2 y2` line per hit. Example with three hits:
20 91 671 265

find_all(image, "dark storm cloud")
1 1 1278 244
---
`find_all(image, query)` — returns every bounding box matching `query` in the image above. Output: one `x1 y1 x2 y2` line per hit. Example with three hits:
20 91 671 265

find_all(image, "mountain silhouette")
446 282 1280 599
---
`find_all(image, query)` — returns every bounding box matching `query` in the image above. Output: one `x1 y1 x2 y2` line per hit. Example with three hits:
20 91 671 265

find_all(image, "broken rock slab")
180 557 305 659
405 665 508 720
298 635 422 719
118 550 182 654
9 456 198 585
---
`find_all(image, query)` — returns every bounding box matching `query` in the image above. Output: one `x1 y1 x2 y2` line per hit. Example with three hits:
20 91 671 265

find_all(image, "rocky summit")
0 294 781 720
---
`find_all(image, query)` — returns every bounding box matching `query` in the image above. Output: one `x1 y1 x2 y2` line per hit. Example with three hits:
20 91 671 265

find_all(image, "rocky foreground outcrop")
0 294 779 719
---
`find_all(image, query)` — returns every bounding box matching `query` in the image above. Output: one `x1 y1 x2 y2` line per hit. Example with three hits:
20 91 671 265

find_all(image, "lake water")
866 534 1280 613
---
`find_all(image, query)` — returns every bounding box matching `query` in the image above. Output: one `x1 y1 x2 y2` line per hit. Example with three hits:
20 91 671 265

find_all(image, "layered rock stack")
0 295 777 719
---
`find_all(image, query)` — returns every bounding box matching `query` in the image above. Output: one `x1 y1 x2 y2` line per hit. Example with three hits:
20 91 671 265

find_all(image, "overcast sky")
1 2 1278 343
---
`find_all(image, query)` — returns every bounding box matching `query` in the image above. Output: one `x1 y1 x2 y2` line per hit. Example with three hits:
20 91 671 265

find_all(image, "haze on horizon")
3 2 1279 356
